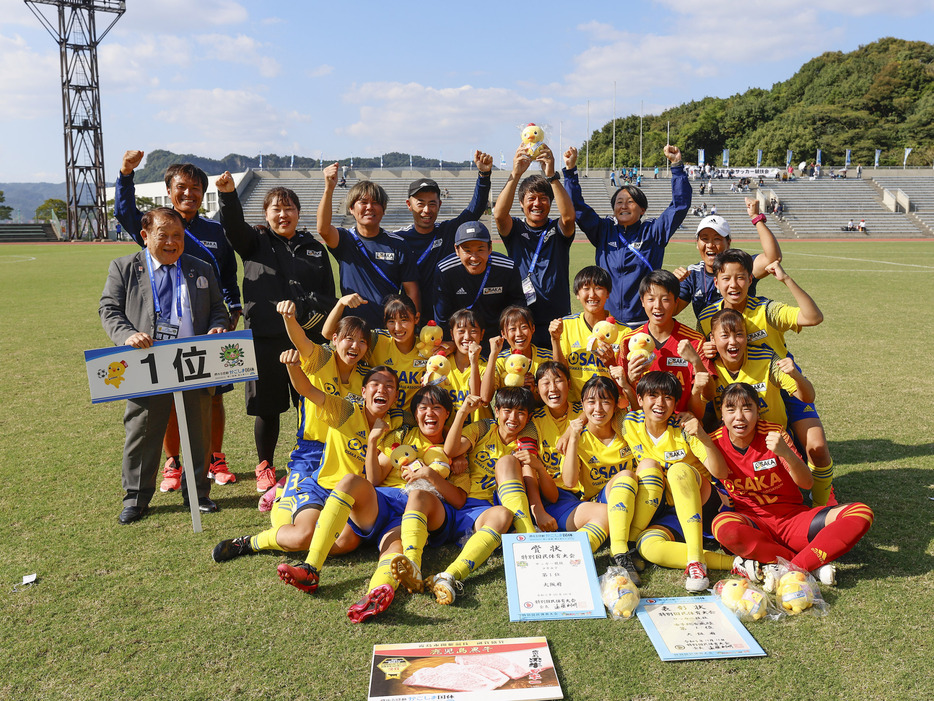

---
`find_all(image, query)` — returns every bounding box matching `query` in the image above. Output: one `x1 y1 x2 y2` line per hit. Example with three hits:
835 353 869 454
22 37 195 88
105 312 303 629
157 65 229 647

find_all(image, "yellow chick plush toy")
715 578 767 621
627 332 656 367
605 573 640 619
416 320 444 359
421 445 451 479
587 316 621 351
503 353 531 387
776 571 815 614
521 123 545 157
389 444 421 474
423 352 452 387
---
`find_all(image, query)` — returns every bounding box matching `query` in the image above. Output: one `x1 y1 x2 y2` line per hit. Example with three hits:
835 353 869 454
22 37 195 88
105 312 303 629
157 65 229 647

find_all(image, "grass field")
1 239 933 700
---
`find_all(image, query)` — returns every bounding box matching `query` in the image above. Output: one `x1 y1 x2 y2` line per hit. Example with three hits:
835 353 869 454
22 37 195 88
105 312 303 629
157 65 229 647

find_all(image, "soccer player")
417 390 538 604
396 151 494 322
439 309 490 424
561 376 641 580
549 265 628 402
493 144 576 347
697 251 833 506
317 162 420 329
622 372 733 592
561 145 690 326
672 198 782 318
434 221 525 344
709 383 873 589
479 306 554 405
615 270 710 417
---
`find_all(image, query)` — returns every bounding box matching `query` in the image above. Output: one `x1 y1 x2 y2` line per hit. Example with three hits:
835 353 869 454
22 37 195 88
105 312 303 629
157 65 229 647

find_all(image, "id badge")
155 320 179 340
521 275 537 305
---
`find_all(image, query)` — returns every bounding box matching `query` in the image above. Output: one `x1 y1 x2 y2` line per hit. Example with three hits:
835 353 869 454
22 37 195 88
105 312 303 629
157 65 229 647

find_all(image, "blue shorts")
349 487 408 545
544 489 585 531
781 355 821 424
430 497 494 545
277 471 331 521
647 486 732 541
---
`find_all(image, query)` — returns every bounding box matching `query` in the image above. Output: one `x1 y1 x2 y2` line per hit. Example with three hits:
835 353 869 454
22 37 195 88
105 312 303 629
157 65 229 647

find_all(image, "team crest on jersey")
348 438 364 453
753 458 777 472
664 449 686 461
375 251 395 261
752 382 766 392
748 330 767 341
619 447 631 458
667 357 688 367
483 287 503 295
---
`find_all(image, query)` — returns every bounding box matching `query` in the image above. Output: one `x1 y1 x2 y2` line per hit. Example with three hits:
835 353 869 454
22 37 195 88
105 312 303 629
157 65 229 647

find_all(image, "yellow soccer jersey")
367 329 426 411
381 425 471 495
460 419 538 503
311 393 401 490
532 402 584 489
621 411 710 484
698 295 801 358
711 343 799 427
575 429 636 501
446 358 492 424
558 313 628 402
493 345 553 387
297 344 369 442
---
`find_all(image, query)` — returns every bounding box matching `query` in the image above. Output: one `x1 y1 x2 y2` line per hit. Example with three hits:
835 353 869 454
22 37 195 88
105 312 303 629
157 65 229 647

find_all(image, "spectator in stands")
654 166 659 179
338 175 347 188
563 144 690 326
710 204 718 216
395 151 493 324
216 171 336 495
114 150 242 491
857 219 867 233
610 170 617 187
843 219 856 232
317 162 420 330
857 164 862 179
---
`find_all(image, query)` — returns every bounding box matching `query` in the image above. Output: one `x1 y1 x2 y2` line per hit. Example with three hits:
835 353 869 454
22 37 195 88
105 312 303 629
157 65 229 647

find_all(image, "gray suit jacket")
100 251 229 345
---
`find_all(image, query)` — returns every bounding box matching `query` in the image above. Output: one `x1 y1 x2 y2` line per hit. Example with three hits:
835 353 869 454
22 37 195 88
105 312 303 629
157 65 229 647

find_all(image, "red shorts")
737 503 832 551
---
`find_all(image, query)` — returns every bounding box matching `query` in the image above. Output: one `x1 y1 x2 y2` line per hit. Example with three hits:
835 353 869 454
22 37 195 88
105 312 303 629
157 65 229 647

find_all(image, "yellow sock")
446 526 501 581
579 523 608 553
269 494 292 529
251 526 281 552
608 475 638 556
401 510 429 570
668 463 705 563
631 466 665 534
636 528 733 570
367 554 400 591
809 459 834 506
497 479 535 533
305 489 354 571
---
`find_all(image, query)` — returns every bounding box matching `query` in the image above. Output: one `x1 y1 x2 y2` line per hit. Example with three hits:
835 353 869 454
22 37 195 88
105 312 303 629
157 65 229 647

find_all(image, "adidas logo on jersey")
456 288 467 295
610 503 628 513
588 456 600 464
357 430 367 439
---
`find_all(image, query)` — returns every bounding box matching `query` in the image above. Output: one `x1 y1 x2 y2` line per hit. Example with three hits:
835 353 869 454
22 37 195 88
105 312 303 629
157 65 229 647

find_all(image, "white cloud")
99 37 191 92
117 0 248 32
0 33 60 120
196 33 280 78
307 64 334 78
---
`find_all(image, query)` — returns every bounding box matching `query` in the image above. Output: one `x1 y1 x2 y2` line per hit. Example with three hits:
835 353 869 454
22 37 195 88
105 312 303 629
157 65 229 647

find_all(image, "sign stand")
173 391 203 533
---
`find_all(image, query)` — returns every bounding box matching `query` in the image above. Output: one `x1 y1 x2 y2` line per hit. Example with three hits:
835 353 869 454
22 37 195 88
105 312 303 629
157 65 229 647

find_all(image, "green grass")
1 240 933 700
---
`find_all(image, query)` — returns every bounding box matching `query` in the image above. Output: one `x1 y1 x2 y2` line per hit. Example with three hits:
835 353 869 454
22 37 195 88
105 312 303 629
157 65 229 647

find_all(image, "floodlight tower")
25 0 125 241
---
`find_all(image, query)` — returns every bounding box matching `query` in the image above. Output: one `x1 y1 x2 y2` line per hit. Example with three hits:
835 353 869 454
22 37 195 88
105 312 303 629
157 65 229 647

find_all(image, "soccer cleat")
212 536 254 563
347 584 395 623
731 556 763 584
209 452 236 485
277 562 319 594
255 460 276 492
258 476 287 512
762 564 783 593
611 550 642 587
684 561 709 593
159 456 182 492
812 563 837 586
425 572 463 605
390 554 424 593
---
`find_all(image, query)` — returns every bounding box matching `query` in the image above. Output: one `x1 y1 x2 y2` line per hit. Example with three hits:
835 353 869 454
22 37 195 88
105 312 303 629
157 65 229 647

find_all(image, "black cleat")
612 550 642 587
212 536 254 563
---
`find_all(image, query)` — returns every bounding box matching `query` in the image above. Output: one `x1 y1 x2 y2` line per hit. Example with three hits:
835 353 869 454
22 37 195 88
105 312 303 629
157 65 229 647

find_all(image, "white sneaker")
812 563 837 586
730 556 763 583
425 572 462 605
684 561 709 593
762 564 782 593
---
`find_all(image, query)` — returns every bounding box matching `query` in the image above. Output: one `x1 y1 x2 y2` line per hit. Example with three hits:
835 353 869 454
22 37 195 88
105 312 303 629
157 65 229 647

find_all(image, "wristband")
751 214 767 226
547 172 561 183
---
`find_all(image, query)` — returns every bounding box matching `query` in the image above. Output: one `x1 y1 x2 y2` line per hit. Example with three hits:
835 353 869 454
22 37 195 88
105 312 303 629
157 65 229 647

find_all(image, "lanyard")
349 228 397 289
416 227 441 267
525 223 550 281
145 250 182 320
467 264 492 310
615 226 653 272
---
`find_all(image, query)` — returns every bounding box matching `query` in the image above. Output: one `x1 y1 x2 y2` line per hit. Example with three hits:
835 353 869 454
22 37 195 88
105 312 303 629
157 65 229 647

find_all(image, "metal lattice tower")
26 0 125 241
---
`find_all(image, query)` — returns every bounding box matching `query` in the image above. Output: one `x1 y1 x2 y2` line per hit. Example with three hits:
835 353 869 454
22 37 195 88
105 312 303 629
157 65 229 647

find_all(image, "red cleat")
347 584 395 623
277 562 319 594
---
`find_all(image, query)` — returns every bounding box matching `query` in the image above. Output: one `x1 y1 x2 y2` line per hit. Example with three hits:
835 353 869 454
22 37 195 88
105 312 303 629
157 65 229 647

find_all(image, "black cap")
408 178 441 198
454 221 491 246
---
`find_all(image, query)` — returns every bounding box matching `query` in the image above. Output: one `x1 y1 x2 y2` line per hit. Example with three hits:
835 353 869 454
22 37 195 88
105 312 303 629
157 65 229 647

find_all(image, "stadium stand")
0 223 57 242
869 173 934 236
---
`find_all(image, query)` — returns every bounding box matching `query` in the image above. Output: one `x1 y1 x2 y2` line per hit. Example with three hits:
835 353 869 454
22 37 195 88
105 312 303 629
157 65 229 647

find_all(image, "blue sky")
1 0 932 182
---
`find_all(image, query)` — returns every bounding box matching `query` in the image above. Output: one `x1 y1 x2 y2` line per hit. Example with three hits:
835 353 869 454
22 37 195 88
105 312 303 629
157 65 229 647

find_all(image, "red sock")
791 503 873 571
712 512 795 562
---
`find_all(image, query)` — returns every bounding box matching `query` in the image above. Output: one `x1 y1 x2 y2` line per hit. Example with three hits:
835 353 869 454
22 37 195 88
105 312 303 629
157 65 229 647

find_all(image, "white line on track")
0 255 36 263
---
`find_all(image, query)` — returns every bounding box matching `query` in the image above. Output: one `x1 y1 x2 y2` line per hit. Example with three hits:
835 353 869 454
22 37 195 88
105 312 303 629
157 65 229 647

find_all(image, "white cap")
696 214 731 238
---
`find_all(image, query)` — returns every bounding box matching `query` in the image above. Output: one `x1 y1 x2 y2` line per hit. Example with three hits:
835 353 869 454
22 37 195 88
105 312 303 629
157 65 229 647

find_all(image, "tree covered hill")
586 37 934 169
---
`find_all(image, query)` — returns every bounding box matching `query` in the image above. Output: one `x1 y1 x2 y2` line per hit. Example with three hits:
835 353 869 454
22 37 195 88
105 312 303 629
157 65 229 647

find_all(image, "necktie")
158 264 174 319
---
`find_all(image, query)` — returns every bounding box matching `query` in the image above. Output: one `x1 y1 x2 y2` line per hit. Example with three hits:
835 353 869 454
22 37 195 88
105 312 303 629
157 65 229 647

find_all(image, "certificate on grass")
368 637 562 700
636 596 766 661
502 532 605 622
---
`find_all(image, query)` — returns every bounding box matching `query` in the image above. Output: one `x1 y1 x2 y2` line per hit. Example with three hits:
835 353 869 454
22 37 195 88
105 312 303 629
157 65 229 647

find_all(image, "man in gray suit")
100 207 229 524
